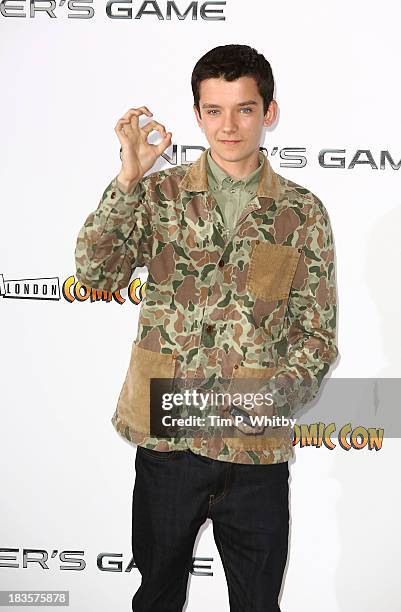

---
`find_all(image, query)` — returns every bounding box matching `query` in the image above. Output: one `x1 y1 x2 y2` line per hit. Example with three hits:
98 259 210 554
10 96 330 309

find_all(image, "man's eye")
206 108 253 115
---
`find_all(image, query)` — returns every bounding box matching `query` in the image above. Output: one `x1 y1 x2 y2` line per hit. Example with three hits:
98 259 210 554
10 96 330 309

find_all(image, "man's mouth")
219 140 241 144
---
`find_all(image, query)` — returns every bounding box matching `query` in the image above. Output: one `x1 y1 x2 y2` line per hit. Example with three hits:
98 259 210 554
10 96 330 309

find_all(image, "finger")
115 106 153 134
128 107 154 130
237 422 263 435
121 106 153 120
120 118 135 138
226 413 260 434
235 423 250 435
151 132 172 157
115 117 135 131
141 120 167 137
114 119 132 145
115 118 135 141
114 108 153 138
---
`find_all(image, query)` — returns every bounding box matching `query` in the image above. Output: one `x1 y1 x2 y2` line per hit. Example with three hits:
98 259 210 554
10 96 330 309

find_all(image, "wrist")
116 172 141 195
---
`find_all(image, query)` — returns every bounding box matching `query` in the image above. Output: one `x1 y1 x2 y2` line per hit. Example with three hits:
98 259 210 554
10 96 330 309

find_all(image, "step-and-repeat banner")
1 1 400 610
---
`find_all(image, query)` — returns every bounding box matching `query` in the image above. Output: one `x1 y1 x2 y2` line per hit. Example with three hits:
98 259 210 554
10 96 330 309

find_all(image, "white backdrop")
1 1 400 610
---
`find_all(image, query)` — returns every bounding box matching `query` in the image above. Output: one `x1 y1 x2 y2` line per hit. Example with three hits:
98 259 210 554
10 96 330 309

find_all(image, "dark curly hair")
191 44 275 117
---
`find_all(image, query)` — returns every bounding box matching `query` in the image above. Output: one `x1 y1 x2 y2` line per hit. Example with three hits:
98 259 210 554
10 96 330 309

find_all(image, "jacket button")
218 259 225 267
255 239 260 245
172 354 177 360
111 191 116 199
206 324 214 333
233 364 239 369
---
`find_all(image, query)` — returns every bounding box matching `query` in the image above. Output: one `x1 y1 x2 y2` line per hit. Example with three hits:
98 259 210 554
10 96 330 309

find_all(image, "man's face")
193 75 277 163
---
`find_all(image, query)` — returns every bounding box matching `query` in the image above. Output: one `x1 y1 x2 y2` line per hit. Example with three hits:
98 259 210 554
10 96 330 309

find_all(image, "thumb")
153 132 172 157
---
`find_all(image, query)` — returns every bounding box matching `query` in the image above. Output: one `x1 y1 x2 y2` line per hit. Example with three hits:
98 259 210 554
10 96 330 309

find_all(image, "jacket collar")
180 146 281 201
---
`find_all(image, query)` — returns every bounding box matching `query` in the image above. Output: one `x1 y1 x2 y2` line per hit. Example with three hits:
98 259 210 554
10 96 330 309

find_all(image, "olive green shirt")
205 148 264 235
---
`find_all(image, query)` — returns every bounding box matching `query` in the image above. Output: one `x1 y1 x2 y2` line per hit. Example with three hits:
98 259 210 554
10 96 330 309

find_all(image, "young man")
75 45 338 611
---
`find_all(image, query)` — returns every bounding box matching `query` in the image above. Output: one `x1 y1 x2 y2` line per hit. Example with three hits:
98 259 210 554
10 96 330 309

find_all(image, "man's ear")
263 99 278 128
193 104 202 129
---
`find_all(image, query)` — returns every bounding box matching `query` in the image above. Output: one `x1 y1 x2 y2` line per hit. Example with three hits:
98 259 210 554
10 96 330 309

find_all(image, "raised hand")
114 106 172 190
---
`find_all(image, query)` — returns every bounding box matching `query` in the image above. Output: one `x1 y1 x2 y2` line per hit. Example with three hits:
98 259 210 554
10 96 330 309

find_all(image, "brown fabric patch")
149 242 176 284
247 242 301 301
292 252 308 290
186 195 209 223
222 364 292 451
316 276 329 307
273 208 300 243
138 327 162 352
115 342 175 434
253 298 277 326
159 175 180 201
175 275 199 308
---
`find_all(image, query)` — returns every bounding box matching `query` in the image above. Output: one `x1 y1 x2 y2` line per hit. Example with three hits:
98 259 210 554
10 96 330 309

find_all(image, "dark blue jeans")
132 446 289 612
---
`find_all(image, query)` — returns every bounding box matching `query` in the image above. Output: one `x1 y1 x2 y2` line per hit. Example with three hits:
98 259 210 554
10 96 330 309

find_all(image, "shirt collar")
180 146 281 200
206 148 264 193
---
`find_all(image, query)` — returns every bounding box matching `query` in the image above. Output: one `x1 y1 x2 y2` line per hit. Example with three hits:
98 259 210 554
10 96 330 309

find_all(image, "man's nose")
221 111 237 132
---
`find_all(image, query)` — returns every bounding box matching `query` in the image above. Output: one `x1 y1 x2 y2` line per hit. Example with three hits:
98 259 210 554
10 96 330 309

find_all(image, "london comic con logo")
0 272 142 305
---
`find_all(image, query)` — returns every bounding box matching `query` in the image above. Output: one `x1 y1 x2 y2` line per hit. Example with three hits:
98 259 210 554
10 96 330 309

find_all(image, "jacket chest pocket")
246 241 301 302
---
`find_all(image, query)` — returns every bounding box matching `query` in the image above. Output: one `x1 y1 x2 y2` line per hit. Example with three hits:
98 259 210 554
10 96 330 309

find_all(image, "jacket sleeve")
74 176 154 292
270 195 339 417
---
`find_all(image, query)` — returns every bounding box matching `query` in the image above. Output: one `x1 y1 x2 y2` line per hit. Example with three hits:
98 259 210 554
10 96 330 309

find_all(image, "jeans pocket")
137 445 179 460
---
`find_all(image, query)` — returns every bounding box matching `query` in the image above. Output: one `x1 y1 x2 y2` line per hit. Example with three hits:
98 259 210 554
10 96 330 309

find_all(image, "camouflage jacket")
74 146 338 464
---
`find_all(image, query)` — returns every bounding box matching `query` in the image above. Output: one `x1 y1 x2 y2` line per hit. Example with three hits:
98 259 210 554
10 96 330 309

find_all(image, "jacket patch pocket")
223 364 291 451
116 342 176 435
246 242 301 302
230 364 278 410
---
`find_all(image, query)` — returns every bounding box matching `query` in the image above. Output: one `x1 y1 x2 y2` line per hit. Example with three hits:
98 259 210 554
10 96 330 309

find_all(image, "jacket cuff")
115 175 141 197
